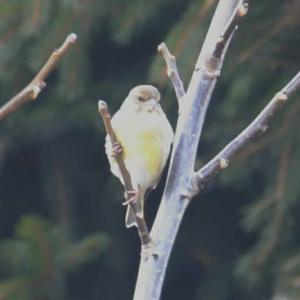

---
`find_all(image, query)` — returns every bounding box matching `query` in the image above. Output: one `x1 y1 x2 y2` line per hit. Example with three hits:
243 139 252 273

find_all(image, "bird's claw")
111 143 123 158
122 190 138 206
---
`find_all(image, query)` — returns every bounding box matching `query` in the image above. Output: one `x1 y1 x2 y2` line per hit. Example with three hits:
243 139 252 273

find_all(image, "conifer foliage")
0 0 299 299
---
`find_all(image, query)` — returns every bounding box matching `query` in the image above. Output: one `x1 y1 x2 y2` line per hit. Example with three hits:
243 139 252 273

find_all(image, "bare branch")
189 71 300 198
98 101 132 190
157 42 185 107
213 0 248 59
133 1 242 300
98 100 151 247
0 33 77 121
236 100 300 161
123 0 297 299
284 71 300 96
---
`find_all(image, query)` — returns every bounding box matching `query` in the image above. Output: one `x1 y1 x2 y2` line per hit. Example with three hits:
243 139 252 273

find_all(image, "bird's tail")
125 194 144 228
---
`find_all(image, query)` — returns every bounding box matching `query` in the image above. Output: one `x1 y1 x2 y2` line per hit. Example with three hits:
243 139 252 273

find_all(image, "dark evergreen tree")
0 0 299 299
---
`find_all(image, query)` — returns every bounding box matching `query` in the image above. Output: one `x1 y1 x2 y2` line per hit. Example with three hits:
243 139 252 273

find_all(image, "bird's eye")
137 96 144 102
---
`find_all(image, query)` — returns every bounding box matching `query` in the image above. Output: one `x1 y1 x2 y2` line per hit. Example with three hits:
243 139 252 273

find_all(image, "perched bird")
105 85 174 228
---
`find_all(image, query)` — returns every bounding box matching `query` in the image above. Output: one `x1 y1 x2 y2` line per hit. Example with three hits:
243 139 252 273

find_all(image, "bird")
105 85 174 228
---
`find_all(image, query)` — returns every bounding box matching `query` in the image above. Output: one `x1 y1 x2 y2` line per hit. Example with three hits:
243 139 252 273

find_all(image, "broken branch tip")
157 42 165 53
68 33 78 43
238 3 249 17
98 100 108 112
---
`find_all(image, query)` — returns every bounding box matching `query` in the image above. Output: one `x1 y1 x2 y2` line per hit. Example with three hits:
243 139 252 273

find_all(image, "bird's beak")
145 98 158 112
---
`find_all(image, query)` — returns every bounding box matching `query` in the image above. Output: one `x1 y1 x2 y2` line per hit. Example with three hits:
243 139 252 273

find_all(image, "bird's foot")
111 143 123 158
122 190 138 206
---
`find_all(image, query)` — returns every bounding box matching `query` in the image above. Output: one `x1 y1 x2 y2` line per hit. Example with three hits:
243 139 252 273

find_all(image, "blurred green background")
0 0 300 299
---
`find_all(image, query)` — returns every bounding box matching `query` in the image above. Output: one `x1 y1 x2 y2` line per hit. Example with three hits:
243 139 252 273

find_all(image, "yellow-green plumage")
105 85 174 228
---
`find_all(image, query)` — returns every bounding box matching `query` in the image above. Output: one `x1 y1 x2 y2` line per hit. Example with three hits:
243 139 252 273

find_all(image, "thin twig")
158 42 185 108
98 100 151 247
213 0 248 59
98 101 133 192
236 100 300 161
189 71 300 198
196 0 248 76
0 33 77 121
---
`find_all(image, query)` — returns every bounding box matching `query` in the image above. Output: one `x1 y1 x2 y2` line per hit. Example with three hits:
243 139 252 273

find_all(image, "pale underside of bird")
105 85 174 228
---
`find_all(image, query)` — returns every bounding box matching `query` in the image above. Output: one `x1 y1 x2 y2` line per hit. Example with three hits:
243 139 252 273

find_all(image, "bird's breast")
110 111 173 189
118 123 165 179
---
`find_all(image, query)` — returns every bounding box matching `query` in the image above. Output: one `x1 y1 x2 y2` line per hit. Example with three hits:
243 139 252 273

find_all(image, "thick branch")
157 42 185 106
0 33 77 121
98 101 151 247
189 71 300 197
133 1 243 300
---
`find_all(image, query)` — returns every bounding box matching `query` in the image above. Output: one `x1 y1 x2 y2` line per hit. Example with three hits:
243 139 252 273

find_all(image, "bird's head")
122 85 161 113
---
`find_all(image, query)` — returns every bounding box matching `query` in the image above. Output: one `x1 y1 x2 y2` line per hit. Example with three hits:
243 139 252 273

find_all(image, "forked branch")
133 1 245 300
0 33 77 121
124 0 298 299
190 71 300 198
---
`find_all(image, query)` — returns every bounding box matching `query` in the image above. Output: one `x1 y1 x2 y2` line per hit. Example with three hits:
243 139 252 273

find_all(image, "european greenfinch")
105 85 174 228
